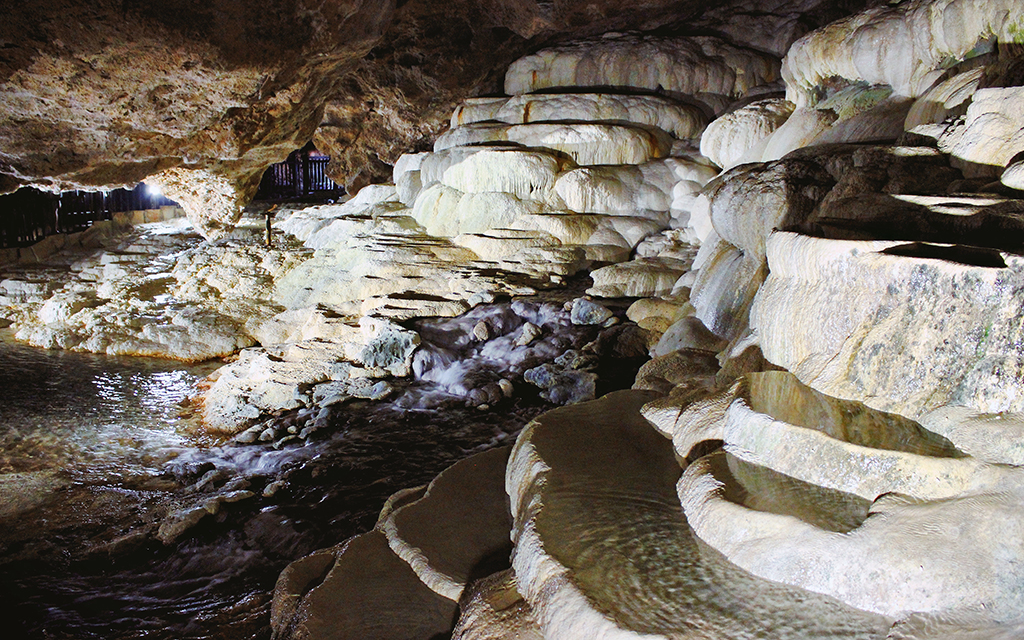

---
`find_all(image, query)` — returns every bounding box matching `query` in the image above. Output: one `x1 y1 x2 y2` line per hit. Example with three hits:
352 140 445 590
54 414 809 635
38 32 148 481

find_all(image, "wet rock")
625 295 691 338
689 238 766 341
271 531 458 640
434 121 672 166
201 341 352 434
0 471 68 521
376 447 513 601
438 148 567 201
552 349 599 372
259 427 278 443
157 506 209 545
554 163 682 217
514 322 541 346
452 569 543 640
312 381 350 406
524 363 597 405
349 380 393 401
497 379 514 398
472 320 491 342
357 318 420 377
568 298 613 326
507 390 892 639
669 372 1024 620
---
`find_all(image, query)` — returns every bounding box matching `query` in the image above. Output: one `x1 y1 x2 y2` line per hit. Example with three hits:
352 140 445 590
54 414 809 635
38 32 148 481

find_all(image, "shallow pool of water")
0 336 543 639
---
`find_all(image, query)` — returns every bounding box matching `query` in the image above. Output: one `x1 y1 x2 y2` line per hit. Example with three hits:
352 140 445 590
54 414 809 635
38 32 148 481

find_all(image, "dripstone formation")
3 0 1024 638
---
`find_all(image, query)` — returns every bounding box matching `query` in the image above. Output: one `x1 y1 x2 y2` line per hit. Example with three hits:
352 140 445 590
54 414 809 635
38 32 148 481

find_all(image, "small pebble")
473 320 491 342
498 378 514 398
263 480 286 497
258 427 277 442
515 322 541 346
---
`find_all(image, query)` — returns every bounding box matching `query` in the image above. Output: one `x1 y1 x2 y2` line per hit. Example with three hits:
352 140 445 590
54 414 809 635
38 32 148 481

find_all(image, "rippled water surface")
0 335 542 639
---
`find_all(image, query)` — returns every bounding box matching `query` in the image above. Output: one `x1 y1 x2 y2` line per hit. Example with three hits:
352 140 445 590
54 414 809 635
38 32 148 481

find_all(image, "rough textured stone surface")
0 216 301 361
505 33 782 101
752 232 1024 419
782 0 1024 105
308 0 722 188
0 0 757 235
0 0 393 235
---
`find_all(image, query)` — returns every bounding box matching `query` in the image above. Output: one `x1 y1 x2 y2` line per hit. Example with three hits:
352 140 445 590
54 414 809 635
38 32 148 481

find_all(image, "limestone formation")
0 215 302 361
459 93 710 141
1003 154 1024 190
433 122 673 166
681 451 1024 619
506 390 893 639
752 232 1024 419
700 98 795 169
8 1 1024 637
505 33 782 102
376 446 513 601
938 87 1024 178
451 570 543 640
904 66 984 130
587 257 692 298
270 531 459 640
781 0 1024 106
648 372 1024 622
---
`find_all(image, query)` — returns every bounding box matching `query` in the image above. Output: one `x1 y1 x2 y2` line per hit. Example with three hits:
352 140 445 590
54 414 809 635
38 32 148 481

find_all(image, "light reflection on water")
0 334 218 479
0 333 538 639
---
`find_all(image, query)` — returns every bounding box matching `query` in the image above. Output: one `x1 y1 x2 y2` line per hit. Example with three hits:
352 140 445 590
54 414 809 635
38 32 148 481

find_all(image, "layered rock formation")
4 0 1024 637
266 0 1024 637
2 0 881 238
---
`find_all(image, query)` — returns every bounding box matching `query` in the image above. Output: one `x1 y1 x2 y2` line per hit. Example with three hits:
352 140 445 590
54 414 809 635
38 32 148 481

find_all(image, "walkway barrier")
256 152 344 200
0 184 178 249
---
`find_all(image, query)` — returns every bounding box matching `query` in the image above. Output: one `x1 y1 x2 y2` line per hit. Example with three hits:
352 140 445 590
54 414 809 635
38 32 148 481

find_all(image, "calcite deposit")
5 0 1024 638
267 0 1024 636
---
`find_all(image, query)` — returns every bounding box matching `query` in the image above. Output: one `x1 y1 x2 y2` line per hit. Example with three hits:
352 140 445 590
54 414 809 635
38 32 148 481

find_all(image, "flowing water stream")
0 333 547 639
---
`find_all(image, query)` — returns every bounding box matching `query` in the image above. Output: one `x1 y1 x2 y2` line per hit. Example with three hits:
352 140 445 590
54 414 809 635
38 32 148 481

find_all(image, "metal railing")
1 147 343 249
0 184 178 248
256 152 343 200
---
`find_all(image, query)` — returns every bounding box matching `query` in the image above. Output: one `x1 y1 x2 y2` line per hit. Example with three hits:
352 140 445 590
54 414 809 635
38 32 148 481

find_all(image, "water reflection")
0 333 540 639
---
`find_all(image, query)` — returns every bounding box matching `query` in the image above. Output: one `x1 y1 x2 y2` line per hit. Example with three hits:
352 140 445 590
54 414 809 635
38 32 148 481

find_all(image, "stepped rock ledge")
3 0 1024 638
